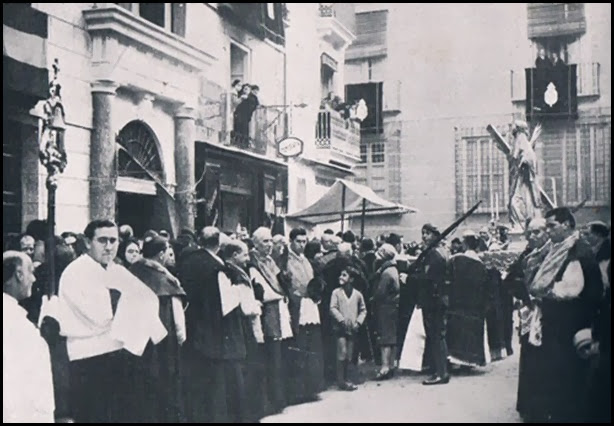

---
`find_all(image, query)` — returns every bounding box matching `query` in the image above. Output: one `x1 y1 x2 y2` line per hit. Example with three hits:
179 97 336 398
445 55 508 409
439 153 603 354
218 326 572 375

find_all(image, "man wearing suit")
179 226 247 423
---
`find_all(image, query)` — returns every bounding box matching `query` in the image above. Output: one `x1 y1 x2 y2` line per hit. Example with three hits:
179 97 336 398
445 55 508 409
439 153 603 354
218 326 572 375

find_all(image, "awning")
286 179 417 224
3 4 49 100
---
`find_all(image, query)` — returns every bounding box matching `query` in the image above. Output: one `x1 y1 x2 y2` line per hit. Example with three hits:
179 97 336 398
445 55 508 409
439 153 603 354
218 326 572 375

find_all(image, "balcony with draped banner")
510 62 600 120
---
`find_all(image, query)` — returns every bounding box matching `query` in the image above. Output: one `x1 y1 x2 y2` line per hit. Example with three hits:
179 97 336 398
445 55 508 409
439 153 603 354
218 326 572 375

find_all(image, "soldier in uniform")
418 224 451 385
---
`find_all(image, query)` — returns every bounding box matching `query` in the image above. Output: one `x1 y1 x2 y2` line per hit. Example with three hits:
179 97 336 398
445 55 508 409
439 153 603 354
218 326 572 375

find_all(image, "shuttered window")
455 133 508 215
528 3 586 38
347 10 387 59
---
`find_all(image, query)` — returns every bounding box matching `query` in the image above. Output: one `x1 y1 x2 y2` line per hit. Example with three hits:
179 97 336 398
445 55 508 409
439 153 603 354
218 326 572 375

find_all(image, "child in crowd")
330 267 367 391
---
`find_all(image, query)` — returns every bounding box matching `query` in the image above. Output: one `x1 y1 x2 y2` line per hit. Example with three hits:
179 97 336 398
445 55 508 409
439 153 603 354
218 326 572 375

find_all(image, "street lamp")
30 58 67 297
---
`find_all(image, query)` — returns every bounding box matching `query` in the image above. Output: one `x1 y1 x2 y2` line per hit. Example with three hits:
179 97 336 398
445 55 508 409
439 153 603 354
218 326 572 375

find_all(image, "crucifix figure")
39 58 67 179
487 121 554 230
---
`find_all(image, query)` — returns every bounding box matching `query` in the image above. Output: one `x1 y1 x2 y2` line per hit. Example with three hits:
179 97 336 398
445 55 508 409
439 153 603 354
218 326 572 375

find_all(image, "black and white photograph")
3 3 611 423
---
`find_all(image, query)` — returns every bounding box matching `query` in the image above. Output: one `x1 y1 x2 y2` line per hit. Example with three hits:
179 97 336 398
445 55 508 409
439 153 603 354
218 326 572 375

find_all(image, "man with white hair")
505 216 551 422
3 251 55 423
249 227 293 414
221 239 264 422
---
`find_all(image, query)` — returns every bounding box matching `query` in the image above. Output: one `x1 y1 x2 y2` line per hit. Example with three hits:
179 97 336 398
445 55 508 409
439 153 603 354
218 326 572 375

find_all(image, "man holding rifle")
417 224 451 385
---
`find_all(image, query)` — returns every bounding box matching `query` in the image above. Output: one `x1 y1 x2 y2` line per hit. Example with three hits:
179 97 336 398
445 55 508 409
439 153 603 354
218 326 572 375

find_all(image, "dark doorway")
221 192 252 234
116 191 155 239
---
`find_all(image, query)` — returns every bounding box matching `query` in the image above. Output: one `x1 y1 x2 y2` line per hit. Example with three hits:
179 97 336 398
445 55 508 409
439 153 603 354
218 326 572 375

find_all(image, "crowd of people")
320 91 368 123
2 208 610 423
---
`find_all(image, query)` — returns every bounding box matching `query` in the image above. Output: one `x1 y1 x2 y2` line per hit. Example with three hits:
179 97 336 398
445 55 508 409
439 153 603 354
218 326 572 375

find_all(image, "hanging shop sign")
277 136 304 158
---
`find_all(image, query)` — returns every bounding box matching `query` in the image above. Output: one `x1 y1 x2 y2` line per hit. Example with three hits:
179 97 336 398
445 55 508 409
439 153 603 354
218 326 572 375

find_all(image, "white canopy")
286 179 417 225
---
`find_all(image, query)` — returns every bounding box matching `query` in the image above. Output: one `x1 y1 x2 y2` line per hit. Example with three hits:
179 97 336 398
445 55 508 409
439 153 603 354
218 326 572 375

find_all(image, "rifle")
407 200 483 275
571 197 589 213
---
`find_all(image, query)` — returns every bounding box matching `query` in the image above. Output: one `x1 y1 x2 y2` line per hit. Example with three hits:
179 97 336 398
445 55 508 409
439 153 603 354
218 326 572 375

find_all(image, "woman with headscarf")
371 243 400 380
117 237 142 267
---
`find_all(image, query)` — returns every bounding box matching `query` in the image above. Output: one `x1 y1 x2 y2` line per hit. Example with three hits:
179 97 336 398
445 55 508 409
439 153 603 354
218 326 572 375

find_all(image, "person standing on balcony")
551 51 567 77
233 84 259 149
535 47 552 71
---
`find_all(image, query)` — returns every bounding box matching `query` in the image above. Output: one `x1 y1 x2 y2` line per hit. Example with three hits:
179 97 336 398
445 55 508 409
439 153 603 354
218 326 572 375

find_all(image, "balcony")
511 62 601 102
315 110 361 166
318 3 356 50
83 4 215 106
196 89 287 158
84 4 214 72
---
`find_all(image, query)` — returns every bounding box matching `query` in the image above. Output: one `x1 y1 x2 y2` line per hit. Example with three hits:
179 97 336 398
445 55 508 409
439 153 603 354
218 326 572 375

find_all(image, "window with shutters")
455 135 508 214
558 121 611 206
115 3 186 37
347 10 388 60
527 3 586 39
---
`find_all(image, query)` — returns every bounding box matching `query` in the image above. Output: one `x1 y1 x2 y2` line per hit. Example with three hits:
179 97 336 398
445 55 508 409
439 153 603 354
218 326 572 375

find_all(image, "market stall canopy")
286 179 417 225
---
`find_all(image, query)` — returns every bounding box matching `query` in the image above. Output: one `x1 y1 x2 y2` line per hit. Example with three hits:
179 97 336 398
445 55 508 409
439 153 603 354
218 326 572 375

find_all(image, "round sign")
277 137 304 158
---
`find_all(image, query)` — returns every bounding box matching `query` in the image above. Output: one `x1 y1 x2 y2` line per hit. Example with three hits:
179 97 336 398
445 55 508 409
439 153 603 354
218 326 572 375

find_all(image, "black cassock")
129 259 187 423
447 253 489 367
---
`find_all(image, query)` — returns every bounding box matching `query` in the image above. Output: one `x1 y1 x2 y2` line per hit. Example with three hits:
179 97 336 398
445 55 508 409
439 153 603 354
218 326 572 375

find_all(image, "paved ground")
262 345 522 423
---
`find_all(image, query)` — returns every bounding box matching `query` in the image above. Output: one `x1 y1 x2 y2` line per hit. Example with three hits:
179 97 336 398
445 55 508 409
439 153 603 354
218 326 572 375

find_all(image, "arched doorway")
115 120 172 238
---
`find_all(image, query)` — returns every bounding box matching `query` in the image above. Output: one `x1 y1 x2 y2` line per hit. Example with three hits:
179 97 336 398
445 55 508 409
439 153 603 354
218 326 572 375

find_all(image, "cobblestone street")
263 343 522 423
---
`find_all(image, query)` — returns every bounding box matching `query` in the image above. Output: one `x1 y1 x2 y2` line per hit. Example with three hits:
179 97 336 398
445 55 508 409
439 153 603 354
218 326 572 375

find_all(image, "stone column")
174 105 196 231
90 80 119 221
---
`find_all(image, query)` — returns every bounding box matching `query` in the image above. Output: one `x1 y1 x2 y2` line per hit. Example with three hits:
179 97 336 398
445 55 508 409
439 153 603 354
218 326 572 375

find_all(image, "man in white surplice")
55 220 166 423
3 251 55 423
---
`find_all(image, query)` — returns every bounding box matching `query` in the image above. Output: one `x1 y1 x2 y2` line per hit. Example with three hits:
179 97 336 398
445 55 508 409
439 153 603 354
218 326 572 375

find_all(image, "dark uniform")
418 246 450 382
